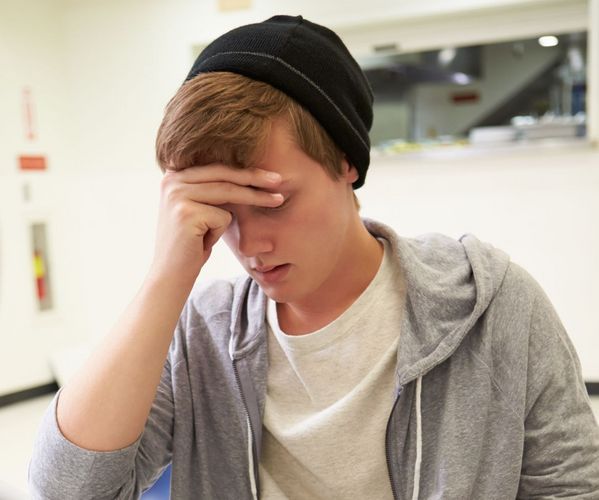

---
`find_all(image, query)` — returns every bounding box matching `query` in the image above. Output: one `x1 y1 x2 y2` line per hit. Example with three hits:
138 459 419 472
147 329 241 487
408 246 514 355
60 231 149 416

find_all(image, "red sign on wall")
18 155 47 171
451 91 480 104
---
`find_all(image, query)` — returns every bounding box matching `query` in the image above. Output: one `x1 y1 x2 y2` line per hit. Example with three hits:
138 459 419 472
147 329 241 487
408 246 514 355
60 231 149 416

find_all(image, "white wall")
0 1 70 174
1 0 598 395
0 0 75 394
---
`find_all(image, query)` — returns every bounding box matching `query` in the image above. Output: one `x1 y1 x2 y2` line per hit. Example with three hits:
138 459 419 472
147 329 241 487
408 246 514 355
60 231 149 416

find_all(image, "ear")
342 156 359 184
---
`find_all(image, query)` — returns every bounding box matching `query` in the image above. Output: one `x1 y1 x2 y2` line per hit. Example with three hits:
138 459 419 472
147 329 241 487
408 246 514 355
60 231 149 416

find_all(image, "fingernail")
265 172 282 182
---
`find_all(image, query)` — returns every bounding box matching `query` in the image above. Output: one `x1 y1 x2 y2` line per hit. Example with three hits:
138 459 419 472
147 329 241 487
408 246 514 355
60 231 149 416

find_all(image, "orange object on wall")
19 155 47 171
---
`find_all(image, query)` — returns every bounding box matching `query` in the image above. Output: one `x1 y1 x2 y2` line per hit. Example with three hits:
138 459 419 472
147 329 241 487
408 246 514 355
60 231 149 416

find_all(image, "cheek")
283 205 340 252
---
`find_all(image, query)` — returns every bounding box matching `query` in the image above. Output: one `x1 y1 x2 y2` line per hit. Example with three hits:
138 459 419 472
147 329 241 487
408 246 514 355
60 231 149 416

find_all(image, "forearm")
56 270 195 452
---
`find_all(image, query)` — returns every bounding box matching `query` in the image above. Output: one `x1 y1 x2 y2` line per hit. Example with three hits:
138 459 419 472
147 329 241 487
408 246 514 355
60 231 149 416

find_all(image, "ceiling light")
439 48 457 66
453 72 471 85
538 36 559 47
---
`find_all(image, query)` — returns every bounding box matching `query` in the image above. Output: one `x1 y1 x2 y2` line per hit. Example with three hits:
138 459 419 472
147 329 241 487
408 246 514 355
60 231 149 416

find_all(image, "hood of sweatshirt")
365 218 511 385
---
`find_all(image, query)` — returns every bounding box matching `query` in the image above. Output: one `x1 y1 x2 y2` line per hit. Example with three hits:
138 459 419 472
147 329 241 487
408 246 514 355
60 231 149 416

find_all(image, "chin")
259 287 292 304
257 282 303 304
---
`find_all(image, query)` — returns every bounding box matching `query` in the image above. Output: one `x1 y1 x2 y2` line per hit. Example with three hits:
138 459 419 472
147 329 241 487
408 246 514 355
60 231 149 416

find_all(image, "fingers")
180 182 284 207
162 164 285 209
165 164 282 191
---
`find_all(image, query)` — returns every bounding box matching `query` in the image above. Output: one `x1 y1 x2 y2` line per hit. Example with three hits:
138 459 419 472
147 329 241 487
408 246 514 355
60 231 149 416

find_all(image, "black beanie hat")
184 15 374 189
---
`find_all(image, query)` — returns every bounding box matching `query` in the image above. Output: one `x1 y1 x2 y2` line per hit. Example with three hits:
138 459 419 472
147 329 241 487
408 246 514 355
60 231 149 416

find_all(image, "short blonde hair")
155 72 359 207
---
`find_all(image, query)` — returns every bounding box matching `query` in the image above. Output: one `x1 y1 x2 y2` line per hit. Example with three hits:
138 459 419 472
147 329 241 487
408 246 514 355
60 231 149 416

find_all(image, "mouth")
254 265 279 273
251 263 291 284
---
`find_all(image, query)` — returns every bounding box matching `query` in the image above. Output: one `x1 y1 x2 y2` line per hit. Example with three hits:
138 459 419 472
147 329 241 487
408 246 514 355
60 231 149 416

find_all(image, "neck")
277 216 384 335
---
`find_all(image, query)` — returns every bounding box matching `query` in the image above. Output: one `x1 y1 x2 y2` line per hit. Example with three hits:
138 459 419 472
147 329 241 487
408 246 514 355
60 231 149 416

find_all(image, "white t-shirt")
259 237 407 499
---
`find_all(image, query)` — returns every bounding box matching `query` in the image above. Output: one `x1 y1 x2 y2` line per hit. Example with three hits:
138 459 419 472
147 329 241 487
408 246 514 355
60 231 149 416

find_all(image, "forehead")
255 119 298 162
253 118 322 184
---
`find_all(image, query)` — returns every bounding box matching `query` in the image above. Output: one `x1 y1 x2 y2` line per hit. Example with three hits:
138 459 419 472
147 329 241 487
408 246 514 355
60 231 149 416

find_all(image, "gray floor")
1 393 599 497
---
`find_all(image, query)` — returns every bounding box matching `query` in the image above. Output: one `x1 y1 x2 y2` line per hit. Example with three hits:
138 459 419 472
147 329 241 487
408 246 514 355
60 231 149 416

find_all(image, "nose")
232 209 274 258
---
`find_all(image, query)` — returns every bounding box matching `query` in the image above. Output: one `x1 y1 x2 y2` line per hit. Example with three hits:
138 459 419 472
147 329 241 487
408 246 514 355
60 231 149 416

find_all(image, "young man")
30 15 599 499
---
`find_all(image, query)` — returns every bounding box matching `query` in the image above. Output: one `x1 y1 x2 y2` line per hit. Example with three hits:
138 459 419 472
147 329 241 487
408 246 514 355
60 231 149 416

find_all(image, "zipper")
232 358 260 498
385 385 403 500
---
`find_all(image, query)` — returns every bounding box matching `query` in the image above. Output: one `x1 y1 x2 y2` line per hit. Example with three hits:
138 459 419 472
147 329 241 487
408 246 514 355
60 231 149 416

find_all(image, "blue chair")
141 463 171 499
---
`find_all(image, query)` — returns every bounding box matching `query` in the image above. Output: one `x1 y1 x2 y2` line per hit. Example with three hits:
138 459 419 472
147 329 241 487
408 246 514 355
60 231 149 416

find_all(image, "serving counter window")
361 32 588 153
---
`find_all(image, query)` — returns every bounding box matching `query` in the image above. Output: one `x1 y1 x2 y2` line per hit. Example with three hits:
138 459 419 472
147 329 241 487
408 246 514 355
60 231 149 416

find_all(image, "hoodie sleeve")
28 353 175 499
517 280 599 498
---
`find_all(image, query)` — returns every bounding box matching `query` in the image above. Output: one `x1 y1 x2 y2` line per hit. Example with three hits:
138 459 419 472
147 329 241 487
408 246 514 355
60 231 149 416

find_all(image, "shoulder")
482 260 558 356
492 261 562 332
493 261 541 308
169 275 251 355
482 259 576 395
184 274 250 322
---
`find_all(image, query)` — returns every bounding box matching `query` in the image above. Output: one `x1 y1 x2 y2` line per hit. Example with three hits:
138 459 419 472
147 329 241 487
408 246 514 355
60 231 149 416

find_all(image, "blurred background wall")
1 0 598 402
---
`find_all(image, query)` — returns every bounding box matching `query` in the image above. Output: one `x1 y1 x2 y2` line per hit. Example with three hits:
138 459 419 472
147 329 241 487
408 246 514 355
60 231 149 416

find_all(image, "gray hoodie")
29 218 599 499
